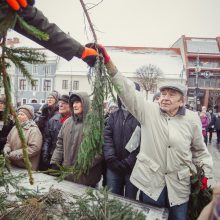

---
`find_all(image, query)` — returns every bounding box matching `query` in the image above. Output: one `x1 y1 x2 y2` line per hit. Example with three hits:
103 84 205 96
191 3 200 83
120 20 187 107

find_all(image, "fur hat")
59 94 69 103
48 91 60 102
18 105 34 119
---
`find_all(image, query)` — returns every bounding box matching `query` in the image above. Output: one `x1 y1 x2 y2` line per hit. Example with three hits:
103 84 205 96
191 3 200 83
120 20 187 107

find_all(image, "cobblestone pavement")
207 133 220 183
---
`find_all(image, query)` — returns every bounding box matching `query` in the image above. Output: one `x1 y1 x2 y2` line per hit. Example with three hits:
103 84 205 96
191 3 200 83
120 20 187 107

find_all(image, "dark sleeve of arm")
14 6 85 60
42 119 52 156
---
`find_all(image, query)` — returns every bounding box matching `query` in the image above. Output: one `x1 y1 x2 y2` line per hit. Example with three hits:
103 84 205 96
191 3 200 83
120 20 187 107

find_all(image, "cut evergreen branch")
0 155 25 193
69 187 145 220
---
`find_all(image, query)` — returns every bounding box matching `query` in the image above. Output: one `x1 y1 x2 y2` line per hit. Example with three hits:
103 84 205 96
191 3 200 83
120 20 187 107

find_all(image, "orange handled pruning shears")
6 0 28 11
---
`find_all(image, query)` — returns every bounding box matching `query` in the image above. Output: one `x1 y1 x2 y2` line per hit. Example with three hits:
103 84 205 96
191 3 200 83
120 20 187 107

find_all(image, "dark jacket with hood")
103 83 140 174
41 114 63 162
50 92 102 186
7 5 84 61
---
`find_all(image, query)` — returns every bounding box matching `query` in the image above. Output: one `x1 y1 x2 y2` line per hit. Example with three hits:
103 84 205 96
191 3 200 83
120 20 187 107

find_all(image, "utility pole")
195 54 201 111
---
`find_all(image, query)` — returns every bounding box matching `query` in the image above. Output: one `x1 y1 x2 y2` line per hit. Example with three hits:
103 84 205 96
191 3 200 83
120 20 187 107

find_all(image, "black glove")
6 0 35 11
81 47 98 67
85 43 110 64
49 163 60 171
42 154 50 167
108 159 129 174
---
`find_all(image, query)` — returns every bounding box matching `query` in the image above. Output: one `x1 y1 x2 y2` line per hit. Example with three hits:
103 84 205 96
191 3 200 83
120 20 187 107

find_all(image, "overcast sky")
9 0 220 48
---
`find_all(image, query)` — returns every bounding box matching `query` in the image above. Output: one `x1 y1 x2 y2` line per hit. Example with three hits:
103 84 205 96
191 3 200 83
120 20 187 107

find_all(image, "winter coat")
104 98 140 174
0 112 14 151
51 92 103 186
42 114 64 160
208 113 216 132
111 71 213 207
200 115 209 137
214 116 220 130
12 6 84 61
36 103 59 134
4 120 42 170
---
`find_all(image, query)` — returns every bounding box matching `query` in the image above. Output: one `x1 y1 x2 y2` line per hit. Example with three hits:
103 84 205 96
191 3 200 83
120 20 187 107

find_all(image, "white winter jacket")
112 72 213 207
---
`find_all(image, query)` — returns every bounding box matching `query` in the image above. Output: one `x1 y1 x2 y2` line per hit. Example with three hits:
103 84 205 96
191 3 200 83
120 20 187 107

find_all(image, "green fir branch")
16 15 49 41
6 46 46 64
69 188 145 220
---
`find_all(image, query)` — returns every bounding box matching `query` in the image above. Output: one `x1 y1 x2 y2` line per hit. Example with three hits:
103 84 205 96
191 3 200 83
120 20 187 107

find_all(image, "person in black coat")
208 109 216 144
214 112 220 144
41 95 70 170
103 82 140 199
0 96 14 152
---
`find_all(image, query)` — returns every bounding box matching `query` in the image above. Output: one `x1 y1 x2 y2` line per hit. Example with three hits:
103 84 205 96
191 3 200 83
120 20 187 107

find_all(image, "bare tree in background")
136 64 163 99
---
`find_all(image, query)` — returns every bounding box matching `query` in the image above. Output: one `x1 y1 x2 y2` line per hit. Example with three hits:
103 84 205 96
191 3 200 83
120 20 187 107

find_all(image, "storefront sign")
187 89 205 97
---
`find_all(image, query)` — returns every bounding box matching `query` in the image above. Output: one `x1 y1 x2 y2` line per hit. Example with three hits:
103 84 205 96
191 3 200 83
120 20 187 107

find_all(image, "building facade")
172 35 220 111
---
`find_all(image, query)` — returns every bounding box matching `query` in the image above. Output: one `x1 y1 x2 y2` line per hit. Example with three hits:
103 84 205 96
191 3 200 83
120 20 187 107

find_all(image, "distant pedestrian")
200 111 209 145
207 109 216 144
214 112 220 144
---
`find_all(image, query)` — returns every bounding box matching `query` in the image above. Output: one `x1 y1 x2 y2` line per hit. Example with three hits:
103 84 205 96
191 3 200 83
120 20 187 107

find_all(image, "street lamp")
195 55 201 111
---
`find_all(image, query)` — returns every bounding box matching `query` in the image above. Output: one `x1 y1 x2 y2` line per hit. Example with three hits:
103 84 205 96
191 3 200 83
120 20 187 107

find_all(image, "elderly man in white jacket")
89 44 213 220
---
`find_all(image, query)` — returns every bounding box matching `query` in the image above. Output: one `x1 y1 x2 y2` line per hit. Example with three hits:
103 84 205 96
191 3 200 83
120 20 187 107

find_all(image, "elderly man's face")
159 89 184 116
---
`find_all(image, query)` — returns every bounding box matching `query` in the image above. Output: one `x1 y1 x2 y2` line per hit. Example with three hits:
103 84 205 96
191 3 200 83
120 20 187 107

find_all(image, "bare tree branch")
136 64 163 99
79 0 98 42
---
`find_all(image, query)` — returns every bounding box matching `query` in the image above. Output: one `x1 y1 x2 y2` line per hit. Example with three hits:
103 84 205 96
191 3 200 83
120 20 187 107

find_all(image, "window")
33 65 38 74
43 79 52 91
22 99 27 105
73 80 79 90
44 65 51 74
19 79 26 90
31 80 39 91
62 80 68 89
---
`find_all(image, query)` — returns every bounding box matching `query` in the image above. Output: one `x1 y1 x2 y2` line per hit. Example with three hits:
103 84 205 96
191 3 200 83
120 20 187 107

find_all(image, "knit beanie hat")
18 105 34 119
59 94 69 103
69 94 81 103
48 90 60 102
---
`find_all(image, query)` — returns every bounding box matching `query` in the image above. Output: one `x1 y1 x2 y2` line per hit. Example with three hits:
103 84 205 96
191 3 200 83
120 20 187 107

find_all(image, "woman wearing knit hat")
3 105 42 171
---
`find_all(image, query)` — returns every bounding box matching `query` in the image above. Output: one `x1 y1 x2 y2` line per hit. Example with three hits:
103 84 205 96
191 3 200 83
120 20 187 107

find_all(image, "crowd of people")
1 1 220 219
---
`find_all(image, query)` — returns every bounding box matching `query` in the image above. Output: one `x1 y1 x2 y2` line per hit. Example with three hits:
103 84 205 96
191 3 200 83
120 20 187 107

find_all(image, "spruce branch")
16 16 49 41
